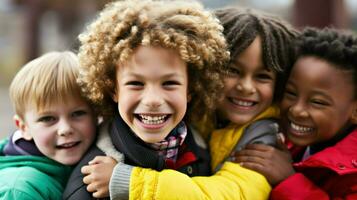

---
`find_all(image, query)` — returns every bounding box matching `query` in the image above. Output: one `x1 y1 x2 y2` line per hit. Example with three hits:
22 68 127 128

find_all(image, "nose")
236 77 256 95
289 101 309 118
57 119 73 137
142 86 164 108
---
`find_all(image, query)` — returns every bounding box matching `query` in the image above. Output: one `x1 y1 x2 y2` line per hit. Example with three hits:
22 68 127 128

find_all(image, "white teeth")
291 122 313 132
58 142 77 148
231 99 254 107
138 114 167 125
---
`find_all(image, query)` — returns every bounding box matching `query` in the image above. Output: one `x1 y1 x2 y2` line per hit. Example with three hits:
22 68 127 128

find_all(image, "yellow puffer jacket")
129 106 280 200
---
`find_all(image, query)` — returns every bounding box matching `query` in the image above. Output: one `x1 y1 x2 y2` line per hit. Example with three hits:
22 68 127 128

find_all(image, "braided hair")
215 7 299 101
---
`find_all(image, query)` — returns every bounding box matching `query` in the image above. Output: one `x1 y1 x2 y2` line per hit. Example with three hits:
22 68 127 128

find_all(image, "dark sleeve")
62 145 108 200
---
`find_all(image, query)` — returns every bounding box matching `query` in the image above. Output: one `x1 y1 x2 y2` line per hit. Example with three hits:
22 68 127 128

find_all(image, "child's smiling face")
18 96 96 165
281 56 357 146
218 36 276 125
113 46 189 143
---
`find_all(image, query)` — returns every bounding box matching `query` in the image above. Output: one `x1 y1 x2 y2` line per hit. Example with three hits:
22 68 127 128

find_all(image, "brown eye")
284 89 297 98
126 81 143 86
311 99 329 106
256 73 273 80
163 80 180 86
225 67 240 76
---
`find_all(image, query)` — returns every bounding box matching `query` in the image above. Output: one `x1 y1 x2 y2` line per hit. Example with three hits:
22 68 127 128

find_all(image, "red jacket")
271 129 357 200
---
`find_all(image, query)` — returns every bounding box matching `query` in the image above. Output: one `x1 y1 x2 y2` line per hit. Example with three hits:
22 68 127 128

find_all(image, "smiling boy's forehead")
133 46 184 66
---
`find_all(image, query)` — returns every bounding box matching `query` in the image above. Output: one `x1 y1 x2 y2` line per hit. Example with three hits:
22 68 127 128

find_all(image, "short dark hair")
214 7 299 101
297 27 357 97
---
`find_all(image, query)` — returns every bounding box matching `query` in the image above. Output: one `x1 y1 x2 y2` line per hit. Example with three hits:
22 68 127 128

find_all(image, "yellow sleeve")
129 162 271 200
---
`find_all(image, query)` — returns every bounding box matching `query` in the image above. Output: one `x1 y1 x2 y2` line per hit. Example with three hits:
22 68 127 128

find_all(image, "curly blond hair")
78 0 229 120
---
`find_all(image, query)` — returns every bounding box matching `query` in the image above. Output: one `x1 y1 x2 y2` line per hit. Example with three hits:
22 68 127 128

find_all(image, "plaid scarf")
148 121 187 163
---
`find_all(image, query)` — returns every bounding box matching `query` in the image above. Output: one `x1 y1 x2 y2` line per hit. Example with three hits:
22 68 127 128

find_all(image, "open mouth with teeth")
289 122 314 136
135 114 171 125
56 141 80 149
228 97 257 107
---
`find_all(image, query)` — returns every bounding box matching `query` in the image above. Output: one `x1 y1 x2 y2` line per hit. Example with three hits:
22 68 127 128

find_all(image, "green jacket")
0 138 72 200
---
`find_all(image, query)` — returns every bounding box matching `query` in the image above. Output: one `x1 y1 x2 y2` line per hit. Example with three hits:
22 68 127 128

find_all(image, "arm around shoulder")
128 162 271 200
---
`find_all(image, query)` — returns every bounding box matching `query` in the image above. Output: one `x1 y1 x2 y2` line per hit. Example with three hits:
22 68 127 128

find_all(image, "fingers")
234 153 266 164
93 190 107 198
86 182 108 198
239 161 266 173
232 148 270 159
244 143 275 151
84 174 110 198
86 181 96 193
92 189 109 198
81 165 91 175
88 156 107 165
83 174 90 185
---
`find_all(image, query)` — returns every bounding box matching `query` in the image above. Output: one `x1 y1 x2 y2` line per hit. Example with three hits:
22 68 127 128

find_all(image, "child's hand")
81 156 118 198
230 138 295 186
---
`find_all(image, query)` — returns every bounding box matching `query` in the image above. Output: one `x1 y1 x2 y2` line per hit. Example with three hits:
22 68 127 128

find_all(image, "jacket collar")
110 114 166 170
294 128 357 175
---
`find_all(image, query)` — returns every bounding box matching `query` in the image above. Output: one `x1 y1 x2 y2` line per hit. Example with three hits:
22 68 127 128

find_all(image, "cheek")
118 92 135 110
32 132 54 152
79 119 97 137
261 85 274 103
222 78 237 93
175 88 189 101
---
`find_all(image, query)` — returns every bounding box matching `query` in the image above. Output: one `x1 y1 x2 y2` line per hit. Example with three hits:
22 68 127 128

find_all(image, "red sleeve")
270 173 329 200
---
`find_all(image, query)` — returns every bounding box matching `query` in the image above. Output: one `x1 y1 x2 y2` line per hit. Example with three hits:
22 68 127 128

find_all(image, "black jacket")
63 115 210 200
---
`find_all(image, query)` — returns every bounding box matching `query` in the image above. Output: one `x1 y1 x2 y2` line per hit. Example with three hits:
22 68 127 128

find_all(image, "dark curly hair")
297 27 357 97
214 7 299 101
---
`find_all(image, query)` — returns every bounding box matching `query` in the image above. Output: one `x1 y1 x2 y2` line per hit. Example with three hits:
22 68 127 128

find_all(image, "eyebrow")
311 90 334 102
124 72 185 79
287 81 334 103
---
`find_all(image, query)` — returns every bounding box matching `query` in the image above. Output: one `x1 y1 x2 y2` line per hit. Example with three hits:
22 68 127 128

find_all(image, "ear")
350 101 357 124
13 115 32 141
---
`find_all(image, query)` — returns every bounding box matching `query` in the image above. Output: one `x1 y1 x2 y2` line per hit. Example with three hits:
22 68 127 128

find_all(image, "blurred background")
1 0 357 138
